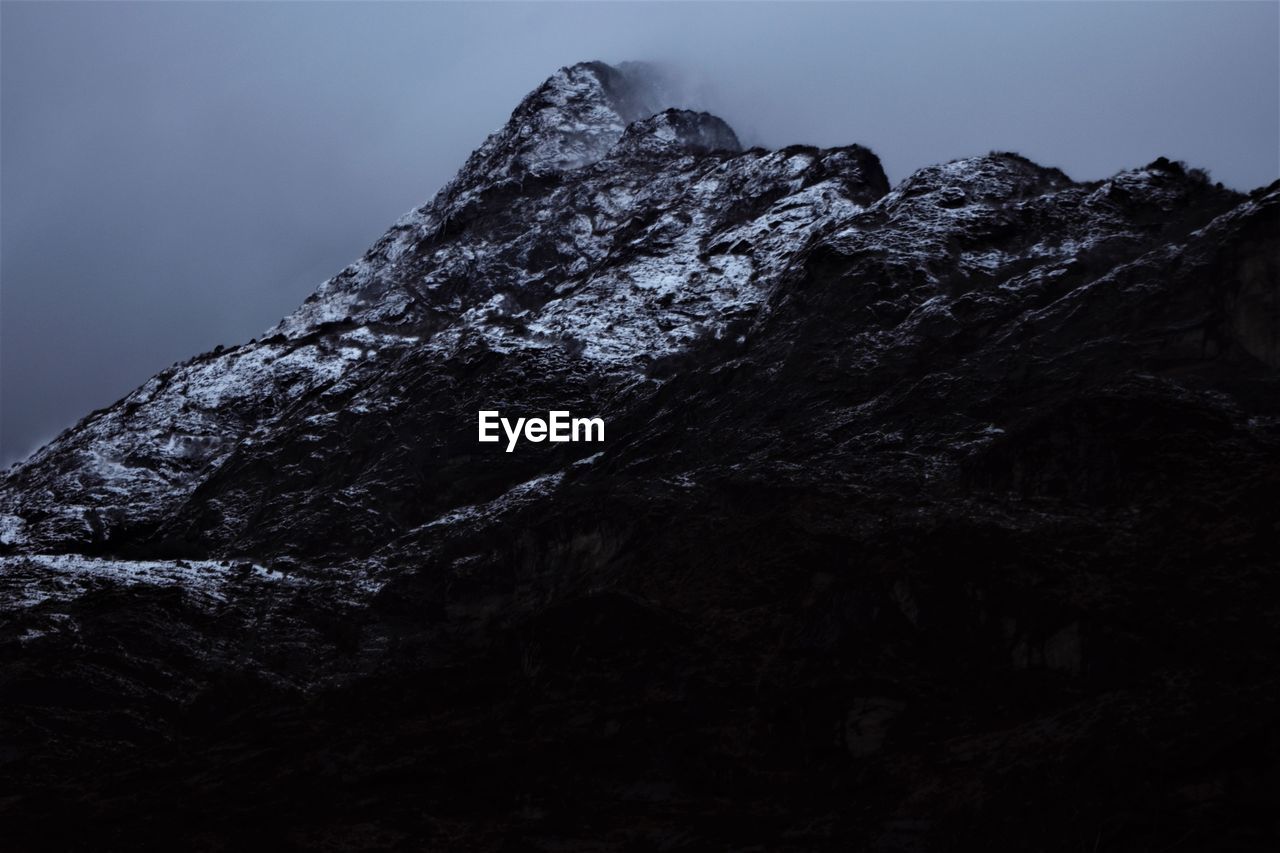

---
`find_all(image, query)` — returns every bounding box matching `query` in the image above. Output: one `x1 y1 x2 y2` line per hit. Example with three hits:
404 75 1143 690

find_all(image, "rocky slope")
1 61 1278 851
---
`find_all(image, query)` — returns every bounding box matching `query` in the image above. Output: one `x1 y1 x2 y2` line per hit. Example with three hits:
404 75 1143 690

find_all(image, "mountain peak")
3 50 1278 853
611 108 742 158
455 61 715 179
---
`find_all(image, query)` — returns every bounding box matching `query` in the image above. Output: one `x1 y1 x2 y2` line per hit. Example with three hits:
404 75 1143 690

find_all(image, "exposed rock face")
2 61 1278 851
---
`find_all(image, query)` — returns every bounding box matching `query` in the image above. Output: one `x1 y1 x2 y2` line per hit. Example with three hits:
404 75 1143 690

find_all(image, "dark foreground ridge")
2 61 1278 851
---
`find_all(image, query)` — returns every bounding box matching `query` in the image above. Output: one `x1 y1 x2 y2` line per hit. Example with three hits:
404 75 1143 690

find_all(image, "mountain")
2 60 1278 851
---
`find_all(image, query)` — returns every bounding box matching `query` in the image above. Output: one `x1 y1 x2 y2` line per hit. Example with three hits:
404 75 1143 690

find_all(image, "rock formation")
2 61 1277 851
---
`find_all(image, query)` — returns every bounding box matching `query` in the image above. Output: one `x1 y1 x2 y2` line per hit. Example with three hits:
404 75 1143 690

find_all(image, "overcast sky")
2 1 1277 466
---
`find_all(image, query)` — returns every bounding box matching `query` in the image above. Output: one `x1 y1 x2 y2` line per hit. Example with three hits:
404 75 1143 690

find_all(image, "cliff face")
2 61 1279 851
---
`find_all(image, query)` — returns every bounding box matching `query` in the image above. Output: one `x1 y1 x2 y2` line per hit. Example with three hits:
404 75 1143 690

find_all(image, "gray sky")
2 1 1277 466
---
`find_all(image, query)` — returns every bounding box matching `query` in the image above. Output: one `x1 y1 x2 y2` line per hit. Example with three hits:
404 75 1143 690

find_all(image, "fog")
3 1 1277 466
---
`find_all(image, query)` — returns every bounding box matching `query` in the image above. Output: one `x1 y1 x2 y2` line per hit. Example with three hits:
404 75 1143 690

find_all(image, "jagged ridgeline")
0 60 891 555
1 61 1278 851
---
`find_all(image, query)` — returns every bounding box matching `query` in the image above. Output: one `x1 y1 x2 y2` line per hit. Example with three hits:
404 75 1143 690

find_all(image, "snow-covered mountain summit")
2 60 1279 851
0 61 889 551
